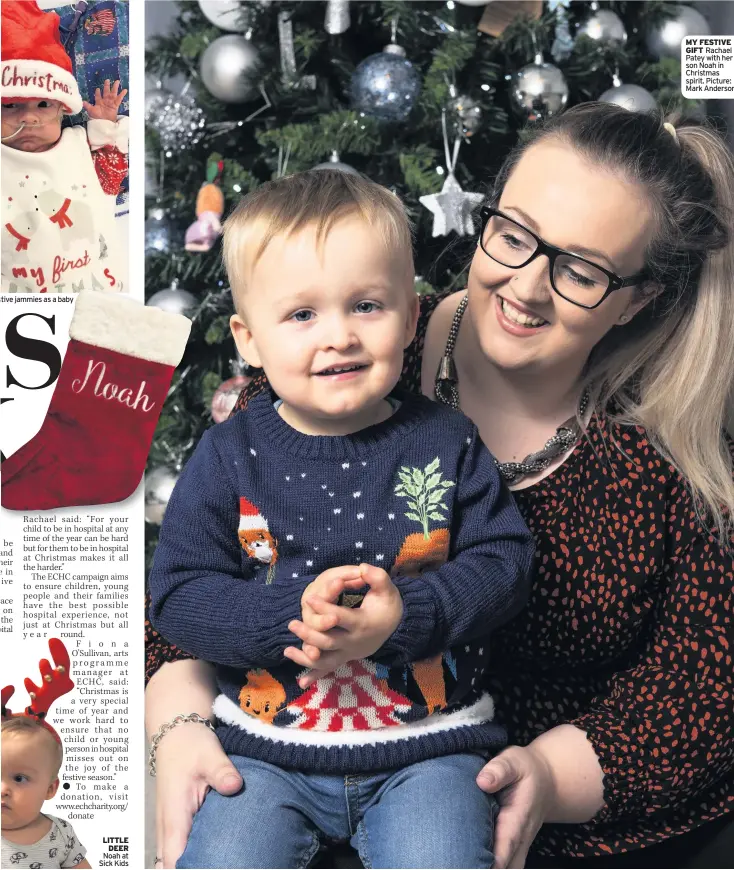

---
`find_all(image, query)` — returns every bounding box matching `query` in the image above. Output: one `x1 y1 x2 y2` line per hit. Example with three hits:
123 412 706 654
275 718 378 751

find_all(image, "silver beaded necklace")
434 294 589 485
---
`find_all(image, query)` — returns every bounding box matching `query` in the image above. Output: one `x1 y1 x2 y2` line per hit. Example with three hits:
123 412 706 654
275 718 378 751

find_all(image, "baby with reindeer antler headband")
1 639 91 869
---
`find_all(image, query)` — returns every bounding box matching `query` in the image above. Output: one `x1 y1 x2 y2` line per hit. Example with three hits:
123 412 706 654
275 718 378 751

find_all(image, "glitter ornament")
144 84 171 125
420 174 483 237
145 466 180 525
278 10 316 89
145 207 172 253
325 0 350 34
646 5 710 60
350 44 421 123
449 93 482 139
150 90 206 152
200 34 260 103
510 52 568 123
549 0 573 62
420 110 483 238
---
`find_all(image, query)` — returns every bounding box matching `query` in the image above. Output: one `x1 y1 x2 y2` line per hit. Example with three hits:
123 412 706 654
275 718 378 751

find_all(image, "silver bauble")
449 93 483 138
147 280 198 316
145 208 172 253
578 9 627 46
599 82 657 113
312 151 360 174
150 91 207 152
646 5 710 60
200 35 260 103
511 55 568 122
145 467 180 525
350 45 421 123
198 0 251 32
455 0 491 5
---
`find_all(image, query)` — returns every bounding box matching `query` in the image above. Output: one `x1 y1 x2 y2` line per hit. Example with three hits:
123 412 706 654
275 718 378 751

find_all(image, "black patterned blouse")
145 292 733 858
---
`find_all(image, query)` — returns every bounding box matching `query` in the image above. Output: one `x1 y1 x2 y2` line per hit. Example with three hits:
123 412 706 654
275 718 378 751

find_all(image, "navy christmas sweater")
149 390 534 773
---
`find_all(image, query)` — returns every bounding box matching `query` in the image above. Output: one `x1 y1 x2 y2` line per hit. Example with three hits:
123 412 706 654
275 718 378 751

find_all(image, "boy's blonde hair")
2 716 63 778
222 169 414 309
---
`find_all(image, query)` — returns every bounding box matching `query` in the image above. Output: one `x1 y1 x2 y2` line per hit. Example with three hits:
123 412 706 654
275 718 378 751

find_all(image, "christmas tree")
144 0 709 562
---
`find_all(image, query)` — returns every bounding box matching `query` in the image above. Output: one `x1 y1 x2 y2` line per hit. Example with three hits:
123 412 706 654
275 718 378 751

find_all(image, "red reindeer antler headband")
1 638 73 744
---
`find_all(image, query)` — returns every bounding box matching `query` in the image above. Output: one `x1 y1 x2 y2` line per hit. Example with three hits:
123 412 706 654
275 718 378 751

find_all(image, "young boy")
149 170 534 869
1 0 128 293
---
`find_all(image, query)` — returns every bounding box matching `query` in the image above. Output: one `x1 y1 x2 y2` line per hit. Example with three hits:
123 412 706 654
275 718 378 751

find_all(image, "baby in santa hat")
1 0 128 293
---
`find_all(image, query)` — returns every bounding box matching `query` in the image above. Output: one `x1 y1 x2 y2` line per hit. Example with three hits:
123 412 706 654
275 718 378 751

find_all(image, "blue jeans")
177 752 498 869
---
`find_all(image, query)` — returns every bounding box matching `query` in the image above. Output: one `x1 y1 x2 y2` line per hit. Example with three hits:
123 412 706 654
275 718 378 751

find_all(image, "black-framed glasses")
478 207 648 310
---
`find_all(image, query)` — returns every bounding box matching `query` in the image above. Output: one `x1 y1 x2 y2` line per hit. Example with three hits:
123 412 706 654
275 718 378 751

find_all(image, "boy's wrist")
373 576 436 664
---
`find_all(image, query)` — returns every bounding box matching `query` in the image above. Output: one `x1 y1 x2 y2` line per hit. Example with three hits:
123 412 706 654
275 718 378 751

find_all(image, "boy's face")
1 731 59 831
231 216 419 434
1 99 64 152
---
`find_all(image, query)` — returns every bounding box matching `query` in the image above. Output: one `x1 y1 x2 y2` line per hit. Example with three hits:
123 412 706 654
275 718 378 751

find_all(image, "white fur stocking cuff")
69 291 191 366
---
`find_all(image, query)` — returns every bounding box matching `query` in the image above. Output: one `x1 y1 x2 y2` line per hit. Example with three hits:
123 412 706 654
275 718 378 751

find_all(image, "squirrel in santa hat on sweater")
238 497 279 582
1 0 128 293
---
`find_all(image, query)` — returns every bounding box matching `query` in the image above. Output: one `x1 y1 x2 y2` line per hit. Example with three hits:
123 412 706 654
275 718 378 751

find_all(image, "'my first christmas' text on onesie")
2 122 127 293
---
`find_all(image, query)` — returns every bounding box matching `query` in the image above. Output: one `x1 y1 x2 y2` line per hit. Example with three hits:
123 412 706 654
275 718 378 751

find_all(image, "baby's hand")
285 564 403 685
83 79 127 122
299 565 362 650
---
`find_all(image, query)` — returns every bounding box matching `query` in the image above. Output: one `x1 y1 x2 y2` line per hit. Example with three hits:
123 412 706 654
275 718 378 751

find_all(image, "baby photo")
2 640 91 869
1 0 129 294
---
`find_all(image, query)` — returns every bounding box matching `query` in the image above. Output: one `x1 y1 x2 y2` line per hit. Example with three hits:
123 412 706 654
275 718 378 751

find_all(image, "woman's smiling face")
466 140 657 376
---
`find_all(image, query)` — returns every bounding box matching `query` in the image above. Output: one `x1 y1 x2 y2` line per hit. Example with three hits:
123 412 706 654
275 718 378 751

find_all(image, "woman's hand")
476 745 556 869
154 720 242 868
146 659 241 868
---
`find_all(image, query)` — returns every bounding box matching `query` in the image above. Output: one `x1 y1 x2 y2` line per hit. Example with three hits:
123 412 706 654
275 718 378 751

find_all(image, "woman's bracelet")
148 712 216 777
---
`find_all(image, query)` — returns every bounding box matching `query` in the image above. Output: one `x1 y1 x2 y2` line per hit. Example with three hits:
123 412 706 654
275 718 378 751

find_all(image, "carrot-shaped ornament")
185 157 225 252
1 638 74 743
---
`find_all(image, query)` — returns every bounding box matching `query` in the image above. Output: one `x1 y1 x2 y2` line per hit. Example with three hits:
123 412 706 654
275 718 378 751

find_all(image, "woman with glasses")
146 103 734 869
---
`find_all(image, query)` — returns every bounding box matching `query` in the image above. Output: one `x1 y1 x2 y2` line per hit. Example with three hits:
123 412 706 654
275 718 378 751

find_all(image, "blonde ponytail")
596 124 734 539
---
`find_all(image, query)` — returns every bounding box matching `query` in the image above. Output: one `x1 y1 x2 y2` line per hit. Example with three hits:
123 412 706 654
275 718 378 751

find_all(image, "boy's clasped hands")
285 564 404 687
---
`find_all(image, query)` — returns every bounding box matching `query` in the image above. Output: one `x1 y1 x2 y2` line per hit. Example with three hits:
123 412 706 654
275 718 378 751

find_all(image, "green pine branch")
255 111 381 166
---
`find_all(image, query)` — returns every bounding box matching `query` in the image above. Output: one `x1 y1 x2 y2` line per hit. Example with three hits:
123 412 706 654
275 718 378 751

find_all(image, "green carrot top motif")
394 457 455 539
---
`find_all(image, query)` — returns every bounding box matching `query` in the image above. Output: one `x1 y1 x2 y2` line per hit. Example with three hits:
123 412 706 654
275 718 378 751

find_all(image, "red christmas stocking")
1 291 191 510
